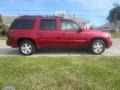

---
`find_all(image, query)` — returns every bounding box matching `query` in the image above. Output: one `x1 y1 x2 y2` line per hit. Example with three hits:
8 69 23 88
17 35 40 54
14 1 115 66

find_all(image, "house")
2 14 90 29
2 16 18 26
100 21 120 33
54 11 90 28
64 15 90 28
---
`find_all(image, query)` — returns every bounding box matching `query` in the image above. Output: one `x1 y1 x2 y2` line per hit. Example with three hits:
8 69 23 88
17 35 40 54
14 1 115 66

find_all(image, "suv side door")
38 18 60 48
60 19 86 48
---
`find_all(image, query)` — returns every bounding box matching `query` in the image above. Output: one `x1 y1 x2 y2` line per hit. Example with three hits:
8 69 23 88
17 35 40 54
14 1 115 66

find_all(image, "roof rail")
17 15 63 19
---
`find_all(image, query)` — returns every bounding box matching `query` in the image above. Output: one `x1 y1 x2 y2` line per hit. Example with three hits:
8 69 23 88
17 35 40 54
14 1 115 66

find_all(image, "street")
0 39 120 56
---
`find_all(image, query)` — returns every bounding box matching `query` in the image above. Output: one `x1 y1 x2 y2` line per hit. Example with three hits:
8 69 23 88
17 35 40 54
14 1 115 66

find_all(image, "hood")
83 29 111 37
84 29 105 34
84 29 102 32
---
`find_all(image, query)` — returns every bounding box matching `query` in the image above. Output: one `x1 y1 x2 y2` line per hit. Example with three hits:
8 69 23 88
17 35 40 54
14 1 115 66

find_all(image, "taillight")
7 30 10 39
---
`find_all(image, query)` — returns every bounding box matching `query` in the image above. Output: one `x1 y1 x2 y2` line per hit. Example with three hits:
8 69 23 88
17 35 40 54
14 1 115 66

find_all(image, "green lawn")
111 33 120 38
0 56 120 90
0 36 7 40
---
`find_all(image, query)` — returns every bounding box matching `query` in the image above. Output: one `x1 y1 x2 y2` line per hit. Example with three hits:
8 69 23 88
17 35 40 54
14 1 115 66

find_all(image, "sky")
0 0 120 26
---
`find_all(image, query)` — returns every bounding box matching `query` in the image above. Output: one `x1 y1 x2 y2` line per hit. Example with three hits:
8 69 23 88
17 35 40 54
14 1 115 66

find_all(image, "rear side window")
10 19 35 30
40 20 57 30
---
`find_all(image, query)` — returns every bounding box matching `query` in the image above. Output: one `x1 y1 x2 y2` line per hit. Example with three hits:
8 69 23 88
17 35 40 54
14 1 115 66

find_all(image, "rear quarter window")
10 19 35 30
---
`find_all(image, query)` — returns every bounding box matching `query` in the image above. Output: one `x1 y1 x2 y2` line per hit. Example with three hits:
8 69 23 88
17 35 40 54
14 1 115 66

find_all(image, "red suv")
7 16 112 55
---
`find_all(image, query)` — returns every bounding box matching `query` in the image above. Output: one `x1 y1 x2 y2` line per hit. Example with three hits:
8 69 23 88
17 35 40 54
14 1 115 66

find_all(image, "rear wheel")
19 40 36 55
90 39 105 55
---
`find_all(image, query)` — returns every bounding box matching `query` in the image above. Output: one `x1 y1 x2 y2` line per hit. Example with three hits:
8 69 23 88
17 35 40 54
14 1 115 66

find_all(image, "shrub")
0 25 9 36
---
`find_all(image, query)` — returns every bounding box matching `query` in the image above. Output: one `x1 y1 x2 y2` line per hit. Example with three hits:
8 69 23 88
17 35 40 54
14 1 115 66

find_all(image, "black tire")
90 39 105 55
18 40 36 55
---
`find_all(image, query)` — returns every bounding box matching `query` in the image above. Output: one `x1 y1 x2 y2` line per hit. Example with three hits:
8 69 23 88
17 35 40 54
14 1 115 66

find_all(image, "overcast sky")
0 0 120 26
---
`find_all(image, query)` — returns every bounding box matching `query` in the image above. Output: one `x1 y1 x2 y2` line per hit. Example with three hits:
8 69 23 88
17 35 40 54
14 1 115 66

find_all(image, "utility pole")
113 4 119 33
114 13 117 33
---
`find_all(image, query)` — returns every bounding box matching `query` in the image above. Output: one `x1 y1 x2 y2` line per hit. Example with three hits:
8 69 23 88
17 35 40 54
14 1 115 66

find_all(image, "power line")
0 10 108 12
0 13 107 17
0 10 108 18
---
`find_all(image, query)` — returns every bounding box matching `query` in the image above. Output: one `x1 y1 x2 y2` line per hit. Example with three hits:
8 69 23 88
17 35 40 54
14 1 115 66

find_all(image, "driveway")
0 39 120 56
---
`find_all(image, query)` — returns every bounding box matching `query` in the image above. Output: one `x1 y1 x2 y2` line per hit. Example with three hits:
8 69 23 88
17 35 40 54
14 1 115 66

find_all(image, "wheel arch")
89 37 107 48
17 38 36 48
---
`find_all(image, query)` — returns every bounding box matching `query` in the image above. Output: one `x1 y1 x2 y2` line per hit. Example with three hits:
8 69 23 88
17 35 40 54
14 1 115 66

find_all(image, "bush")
0 25 9 36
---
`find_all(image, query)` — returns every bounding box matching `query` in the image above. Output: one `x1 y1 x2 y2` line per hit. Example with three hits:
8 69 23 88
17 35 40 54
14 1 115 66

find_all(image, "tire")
90 39 105 55
18 40 36 55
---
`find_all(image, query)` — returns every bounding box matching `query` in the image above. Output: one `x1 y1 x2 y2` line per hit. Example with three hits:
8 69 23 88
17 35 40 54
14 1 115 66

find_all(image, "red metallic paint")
7 17 112 49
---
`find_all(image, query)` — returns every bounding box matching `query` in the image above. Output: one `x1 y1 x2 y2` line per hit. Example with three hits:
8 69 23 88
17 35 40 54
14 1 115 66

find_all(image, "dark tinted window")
40 20 57 30
10 19 35 30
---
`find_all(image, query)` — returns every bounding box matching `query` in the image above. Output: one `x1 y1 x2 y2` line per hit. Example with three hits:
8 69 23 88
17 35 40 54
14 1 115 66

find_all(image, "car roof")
16 15 62 20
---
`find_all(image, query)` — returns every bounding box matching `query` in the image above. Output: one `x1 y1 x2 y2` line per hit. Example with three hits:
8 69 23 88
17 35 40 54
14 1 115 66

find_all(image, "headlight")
107 34 112 40
105 33 111 40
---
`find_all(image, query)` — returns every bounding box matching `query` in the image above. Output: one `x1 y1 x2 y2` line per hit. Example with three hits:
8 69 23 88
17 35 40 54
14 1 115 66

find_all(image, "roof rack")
17 15 63 19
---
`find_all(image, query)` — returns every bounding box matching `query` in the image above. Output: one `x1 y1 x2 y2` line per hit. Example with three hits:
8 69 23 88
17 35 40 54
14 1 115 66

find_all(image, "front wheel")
90 39 105 55
19 40 36 55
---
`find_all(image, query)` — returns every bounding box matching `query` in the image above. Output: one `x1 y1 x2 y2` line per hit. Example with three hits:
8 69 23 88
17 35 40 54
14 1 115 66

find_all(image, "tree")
107 5 120 23
0 15 9 36
0 14 4 27
1 25 9 36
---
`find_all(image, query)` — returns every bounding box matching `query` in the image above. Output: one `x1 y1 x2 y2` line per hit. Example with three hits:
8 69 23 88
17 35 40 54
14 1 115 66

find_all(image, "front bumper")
106 39 112 48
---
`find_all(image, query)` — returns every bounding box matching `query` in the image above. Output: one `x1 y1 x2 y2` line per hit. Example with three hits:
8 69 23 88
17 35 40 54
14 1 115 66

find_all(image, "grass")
111 33 120 38
0 36 7 40
0 56 120 90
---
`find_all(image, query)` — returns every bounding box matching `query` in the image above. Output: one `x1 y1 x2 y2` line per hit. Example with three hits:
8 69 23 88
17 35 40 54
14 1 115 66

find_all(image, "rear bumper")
6 40 17 48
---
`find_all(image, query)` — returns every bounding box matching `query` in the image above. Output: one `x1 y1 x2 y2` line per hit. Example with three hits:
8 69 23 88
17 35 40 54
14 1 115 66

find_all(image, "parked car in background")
6 15 112 55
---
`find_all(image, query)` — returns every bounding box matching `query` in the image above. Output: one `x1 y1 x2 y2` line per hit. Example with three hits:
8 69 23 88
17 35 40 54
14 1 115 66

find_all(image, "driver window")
61 20 80 31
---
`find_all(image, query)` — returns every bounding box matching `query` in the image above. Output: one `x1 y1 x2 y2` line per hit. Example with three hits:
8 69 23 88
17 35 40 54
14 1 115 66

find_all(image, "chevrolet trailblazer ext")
7 16 112 55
